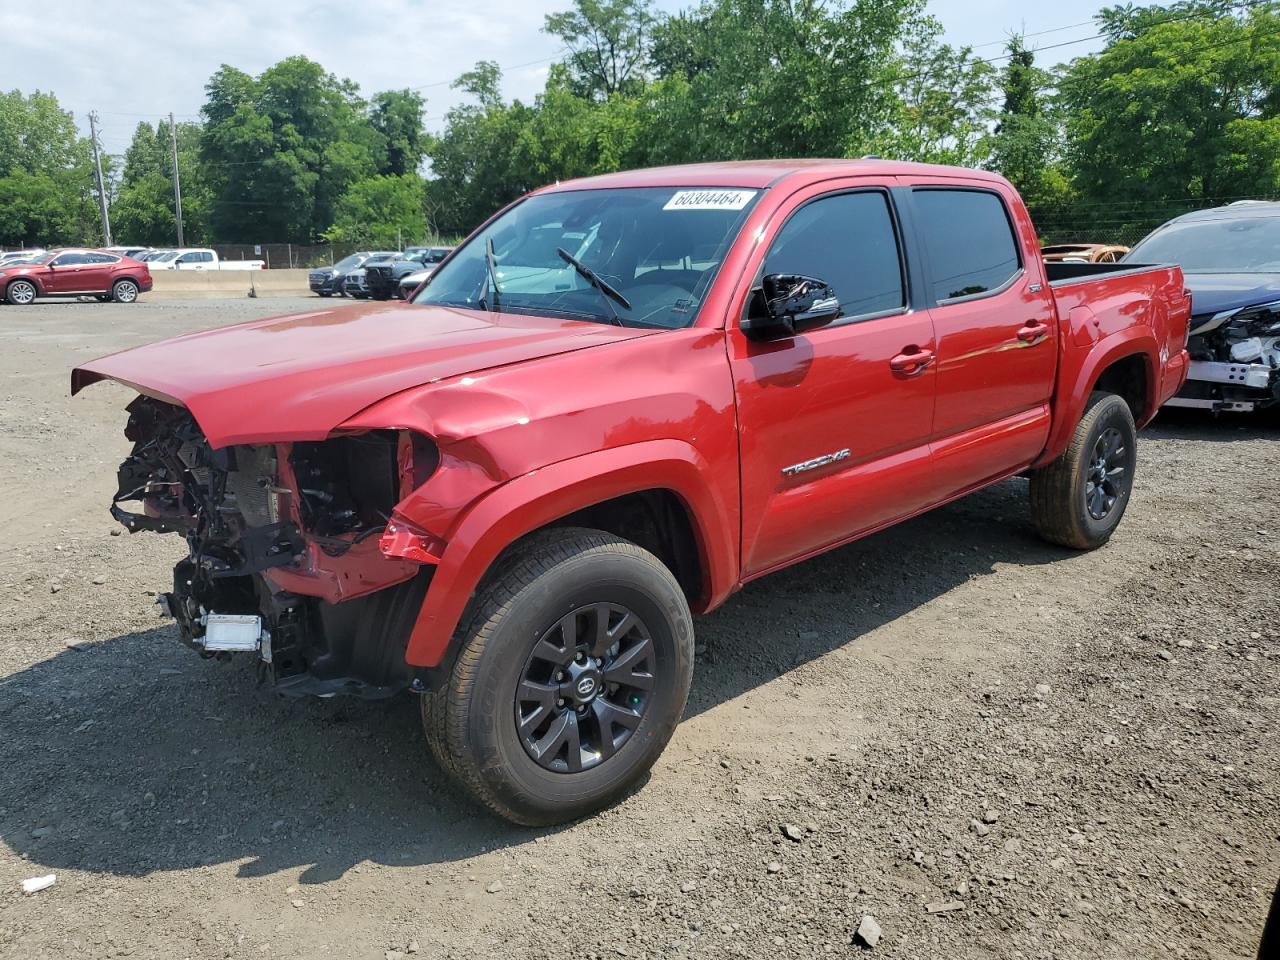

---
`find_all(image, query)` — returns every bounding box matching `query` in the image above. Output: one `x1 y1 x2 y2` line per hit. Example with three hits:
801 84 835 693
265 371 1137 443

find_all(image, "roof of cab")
536 158 1007 193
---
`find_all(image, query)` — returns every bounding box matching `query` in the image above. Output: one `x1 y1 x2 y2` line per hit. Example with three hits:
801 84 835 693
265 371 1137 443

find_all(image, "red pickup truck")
73 160 1190 825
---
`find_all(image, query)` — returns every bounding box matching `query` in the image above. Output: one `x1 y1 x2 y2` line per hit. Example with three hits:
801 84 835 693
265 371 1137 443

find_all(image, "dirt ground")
0 297 1276 960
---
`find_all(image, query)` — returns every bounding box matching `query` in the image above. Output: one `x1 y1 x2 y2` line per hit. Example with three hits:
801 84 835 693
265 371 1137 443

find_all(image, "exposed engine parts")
1175 300 1280 411
116 396 431 697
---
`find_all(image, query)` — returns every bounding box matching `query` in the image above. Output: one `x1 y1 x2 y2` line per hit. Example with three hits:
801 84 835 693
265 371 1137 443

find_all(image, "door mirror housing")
743 274 841 340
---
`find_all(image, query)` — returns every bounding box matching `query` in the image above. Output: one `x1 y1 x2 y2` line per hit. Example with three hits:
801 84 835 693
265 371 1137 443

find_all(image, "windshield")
412 186 760 328
1126 214 1280 273
333 254 364 272
154 252 178 262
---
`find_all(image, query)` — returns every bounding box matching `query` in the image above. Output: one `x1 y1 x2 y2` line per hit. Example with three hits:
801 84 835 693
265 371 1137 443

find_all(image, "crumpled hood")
1185 273 1280 327
72 302 654 447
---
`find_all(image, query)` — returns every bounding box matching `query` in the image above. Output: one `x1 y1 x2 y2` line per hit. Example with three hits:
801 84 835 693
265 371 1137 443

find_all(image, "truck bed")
1044 260 1171 286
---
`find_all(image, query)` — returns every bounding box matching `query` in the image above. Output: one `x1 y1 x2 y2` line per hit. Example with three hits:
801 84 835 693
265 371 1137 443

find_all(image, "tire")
5 279 37 305
1030 391 1137 549
317 291 332 298
422 527 694 826
111 279 139 303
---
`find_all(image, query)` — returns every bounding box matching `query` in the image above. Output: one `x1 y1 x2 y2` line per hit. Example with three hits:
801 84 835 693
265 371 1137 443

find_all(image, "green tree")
0 90 99 246
544 0 656 100
871 16 996 165
371 89 427 176
423 63 540 236
323 173 426 246
985 38 1072 210
643 0 924 161
1060 1 1280 214
112 120 210 245
200 57 382 241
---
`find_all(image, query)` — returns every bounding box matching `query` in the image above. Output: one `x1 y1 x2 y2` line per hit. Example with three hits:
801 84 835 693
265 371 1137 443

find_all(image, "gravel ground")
0 297 1276 960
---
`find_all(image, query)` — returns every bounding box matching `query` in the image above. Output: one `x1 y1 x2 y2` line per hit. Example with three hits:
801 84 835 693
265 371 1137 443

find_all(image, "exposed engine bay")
113 396 435 697
1174 300 1280 412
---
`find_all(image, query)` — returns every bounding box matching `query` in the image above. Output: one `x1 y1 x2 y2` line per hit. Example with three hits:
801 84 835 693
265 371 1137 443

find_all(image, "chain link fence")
1030 194 1280 249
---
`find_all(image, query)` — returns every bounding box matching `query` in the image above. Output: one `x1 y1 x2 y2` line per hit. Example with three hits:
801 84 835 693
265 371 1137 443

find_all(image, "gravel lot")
1 297 1277 959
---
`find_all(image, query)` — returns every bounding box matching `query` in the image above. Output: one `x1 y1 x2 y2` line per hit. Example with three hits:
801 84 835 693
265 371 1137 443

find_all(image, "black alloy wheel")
420 528 694 826
515 603 655 774
1030 390 1138 549
1085 427 1128 520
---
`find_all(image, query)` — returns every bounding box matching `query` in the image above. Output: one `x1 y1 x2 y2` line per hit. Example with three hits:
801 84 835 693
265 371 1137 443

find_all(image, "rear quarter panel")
1038 265 1190 466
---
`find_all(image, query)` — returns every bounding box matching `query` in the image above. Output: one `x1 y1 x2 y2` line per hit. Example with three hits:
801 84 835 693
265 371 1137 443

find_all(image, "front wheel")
422 528 694 826
1030 391 1137 549
111 279 139 303
5 279 37 305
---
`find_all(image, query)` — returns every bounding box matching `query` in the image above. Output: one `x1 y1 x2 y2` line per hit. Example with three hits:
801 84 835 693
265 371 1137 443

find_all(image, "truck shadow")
0 477 1066 884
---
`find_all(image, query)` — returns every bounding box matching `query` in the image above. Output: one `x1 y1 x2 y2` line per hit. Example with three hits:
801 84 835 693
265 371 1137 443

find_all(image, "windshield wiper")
556 247 630 326
478 237 501 312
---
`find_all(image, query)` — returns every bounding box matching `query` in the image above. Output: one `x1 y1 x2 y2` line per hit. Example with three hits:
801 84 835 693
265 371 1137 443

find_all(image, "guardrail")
147 269 312 300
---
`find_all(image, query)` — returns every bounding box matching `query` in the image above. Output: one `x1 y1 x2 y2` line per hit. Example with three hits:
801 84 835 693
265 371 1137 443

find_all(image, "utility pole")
88 111 112 246
169 112 185 247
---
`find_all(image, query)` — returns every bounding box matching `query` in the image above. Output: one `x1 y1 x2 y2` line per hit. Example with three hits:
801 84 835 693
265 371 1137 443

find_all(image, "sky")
1 0 1131 159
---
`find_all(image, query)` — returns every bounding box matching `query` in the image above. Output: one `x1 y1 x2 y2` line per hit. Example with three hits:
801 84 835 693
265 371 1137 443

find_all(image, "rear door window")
761 191 905 321
912 189 1021 302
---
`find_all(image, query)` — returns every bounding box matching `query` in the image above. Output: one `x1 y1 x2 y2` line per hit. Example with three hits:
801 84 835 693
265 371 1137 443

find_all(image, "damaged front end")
1171 300 1280 413
114 396 437 697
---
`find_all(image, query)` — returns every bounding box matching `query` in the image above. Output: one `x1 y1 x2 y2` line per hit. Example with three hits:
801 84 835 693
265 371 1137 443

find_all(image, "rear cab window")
911 188 1022 302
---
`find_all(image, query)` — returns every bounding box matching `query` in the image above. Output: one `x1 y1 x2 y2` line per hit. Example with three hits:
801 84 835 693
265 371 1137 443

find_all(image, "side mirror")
743 274 841 340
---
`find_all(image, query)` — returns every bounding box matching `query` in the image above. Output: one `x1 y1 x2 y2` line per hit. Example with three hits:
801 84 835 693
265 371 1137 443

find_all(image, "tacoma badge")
782 448 851 477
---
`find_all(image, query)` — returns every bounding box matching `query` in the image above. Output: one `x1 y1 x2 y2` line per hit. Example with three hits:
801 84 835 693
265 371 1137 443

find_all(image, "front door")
730 182 939 578
44 252 91 293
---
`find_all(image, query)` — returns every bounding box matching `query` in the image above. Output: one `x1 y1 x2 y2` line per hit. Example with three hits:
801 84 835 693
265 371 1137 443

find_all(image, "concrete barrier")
147 268 312 300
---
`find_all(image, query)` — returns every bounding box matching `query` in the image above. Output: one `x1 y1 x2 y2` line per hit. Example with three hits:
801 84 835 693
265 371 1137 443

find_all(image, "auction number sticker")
663 189 757 211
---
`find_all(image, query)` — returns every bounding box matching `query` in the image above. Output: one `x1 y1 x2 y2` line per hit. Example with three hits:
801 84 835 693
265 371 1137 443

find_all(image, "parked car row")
107 247 267 270
309 247 453 300
0 248 153 304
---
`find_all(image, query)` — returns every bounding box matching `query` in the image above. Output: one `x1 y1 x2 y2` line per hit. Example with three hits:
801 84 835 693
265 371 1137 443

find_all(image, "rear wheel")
422 528 694 826
1030 391 1137 549
5 279 37 305
111 279 139 303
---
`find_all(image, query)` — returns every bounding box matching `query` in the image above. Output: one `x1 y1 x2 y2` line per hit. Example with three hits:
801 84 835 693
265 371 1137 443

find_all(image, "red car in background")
0 249 153 305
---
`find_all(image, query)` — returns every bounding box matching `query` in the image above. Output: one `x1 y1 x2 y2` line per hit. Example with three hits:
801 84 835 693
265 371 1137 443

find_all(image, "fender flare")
1037 329 1158 467
5 274 42 295
402 439 738 668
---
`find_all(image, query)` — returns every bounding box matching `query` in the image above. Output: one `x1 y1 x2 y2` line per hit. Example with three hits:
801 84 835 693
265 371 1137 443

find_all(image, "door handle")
889 347 935 375
1017 320 1049 343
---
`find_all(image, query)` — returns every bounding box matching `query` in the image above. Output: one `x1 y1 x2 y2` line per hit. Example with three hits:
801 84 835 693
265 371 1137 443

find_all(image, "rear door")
730 180 939 577
78 252 120 292
899 181 1058 496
